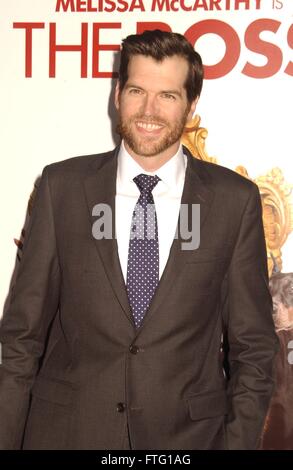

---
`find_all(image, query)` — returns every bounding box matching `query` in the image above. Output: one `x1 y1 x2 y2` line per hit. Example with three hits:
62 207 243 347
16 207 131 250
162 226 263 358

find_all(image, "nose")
141 93 158 116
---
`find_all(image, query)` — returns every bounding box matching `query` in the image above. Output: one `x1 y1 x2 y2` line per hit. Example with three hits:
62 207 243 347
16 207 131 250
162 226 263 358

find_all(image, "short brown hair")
118 30 203 103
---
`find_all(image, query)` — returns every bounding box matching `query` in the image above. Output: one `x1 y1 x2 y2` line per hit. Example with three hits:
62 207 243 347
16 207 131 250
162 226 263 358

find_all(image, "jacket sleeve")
0 166 61 449
224 182 279 450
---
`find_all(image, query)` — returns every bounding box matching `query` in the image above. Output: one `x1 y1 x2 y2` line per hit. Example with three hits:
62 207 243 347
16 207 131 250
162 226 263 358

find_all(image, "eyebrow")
125 83 183 98
125 84 144 91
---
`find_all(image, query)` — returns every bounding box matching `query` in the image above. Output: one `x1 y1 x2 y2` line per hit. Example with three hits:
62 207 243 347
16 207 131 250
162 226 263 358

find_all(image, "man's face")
115 54 198 165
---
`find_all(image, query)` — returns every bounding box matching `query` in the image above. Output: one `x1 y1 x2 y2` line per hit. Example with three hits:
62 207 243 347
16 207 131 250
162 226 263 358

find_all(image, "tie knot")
133 173 161 194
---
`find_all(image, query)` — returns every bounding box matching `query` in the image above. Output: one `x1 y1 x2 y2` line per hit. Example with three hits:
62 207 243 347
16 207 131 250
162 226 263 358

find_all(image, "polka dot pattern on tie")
126 174 161 328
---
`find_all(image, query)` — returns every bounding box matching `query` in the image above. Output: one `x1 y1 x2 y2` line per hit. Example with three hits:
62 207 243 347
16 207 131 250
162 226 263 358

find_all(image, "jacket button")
129 345 139 354
116 402 126 413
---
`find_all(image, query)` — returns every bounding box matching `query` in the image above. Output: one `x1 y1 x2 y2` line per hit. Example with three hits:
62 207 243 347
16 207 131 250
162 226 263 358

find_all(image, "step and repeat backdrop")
1 0 292 449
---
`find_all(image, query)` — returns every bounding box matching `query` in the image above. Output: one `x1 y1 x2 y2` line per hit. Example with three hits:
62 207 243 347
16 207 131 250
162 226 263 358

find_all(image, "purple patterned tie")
126 174 161 328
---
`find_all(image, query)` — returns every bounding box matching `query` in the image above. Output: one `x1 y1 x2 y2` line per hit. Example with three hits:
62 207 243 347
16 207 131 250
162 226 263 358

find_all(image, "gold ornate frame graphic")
182 115 293 277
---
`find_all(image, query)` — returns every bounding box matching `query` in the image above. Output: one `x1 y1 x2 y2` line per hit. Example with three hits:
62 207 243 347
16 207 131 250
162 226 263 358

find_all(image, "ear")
114 81 121 110
187 96 199 121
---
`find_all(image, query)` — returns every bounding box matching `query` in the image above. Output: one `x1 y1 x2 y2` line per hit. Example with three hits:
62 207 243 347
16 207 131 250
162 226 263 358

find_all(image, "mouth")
135 121 165 134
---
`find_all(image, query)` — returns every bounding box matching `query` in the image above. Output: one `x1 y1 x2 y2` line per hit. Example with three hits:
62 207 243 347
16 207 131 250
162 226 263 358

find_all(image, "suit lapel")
83 147 135 327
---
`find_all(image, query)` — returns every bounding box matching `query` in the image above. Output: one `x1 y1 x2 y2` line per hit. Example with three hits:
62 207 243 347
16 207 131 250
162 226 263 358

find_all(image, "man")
0 30 278 450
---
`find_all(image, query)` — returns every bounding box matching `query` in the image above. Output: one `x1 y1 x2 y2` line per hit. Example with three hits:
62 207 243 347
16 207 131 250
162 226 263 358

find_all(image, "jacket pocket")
184 245 231 264
187 389 228 421
31 375 76 406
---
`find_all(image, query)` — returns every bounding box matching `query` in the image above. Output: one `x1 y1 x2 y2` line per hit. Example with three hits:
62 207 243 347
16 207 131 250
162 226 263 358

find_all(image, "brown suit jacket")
0 146 279 449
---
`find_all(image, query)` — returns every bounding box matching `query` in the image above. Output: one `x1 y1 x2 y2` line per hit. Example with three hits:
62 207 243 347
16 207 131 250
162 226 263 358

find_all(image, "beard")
116 107 190 158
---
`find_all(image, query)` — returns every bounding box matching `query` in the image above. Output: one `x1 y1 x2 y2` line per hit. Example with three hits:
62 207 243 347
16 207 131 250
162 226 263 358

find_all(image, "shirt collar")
117 140 186 196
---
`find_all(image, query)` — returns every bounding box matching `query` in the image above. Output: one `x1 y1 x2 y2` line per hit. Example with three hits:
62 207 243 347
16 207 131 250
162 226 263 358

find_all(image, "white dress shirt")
115 140 187 282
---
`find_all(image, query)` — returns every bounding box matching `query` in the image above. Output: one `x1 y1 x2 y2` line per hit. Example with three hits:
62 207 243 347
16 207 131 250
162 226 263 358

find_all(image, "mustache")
131 114 168 126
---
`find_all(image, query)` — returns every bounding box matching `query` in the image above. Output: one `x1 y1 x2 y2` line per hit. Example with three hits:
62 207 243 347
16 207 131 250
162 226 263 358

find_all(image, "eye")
128 88 143 95
161 93 176 101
